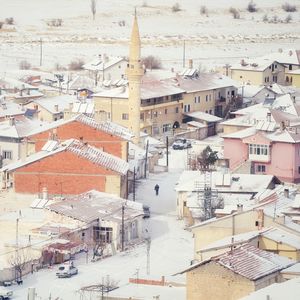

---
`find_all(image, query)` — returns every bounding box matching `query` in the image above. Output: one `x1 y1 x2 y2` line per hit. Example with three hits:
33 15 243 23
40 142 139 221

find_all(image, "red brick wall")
29 121 126 159
13 151 120 195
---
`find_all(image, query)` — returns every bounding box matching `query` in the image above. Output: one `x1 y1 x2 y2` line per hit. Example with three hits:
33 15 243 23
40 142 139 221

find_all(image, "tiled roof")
75 114 134 141
67 139 129 175
217 244 295 280
177 244 295 280
3 139 129 175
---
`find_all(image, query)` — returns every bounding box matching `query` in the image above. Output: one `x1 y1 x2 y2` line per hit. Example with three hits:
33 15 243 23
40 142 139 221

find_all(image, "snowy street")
11 150 193 299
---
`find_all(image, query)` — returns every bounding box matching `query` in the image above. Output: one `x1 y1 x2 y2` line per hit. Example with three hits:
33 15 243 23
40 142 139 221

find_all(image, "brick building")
2 139 129 198
26 114 133 160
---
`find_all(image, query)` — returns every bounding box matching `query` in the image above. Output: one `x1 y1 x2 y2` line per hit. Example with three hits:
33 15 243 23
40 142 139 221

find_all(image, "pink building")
223 127 300 183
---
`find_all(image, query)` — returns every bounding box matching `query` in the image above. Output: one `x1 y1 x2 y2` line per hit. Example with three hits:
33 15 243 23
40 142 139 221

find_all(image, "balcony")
249 154 270 163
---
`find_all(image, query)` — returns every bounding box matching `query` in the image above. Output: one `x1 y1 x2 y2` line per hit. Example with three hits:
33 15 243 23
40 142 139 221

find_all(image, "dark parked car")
172 139 192 150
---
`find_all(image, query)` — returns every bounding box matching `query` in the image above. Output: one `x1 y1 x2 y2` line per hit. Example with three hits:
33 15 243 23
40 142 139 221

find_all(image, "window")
275 64 277 69
162 124 171 133
273 76 277 83
153 111 158 117
165 109 167 114
289 64 293 70
184 104 190 113
198 96 200 103
206 95 208 102
209 109 212 114
194 96 197 103
2 151 12 160
257 165 266 172
122 113 129 120
249 144 269 155
140 113 144 121
298 166 300 174
175 107 179 113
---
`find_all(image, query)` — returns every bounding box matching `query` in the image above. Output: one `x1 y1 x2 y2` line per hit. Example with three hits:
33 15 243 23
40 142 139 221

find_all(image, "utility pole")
166 136 169 169
144 140 149 178
183 40 186 68
133 167 136 201
121 205 125 251
146 236 151 275
39 38 43 67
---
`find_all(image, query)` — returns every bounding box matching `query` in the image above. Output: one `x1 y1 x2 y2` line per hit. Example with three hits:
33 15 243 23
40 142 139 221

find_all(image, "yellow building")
230 60 285 86
286 69 300 87
177 244 295 300
94 80 184 137
171 73 238 118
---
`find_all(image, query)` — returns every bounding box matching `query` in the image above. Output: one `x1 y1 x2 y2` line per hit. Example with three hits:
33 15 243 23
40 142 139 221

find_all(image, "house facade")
27 114 132 160
93 80 184 137
2 139 129 198
230 60 285 86
223 128 300 183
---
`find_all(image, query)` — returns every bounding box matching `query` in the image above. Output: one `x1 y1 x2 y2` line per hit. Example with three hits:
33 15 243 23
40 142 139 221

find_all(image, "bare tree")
91 0 97 21
8 249 30 282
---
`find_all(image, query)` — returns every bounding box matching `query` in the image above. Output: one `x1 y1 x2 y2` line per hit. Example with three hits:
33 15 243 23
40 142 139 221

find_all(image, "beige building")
93 80 184 137
286 69 300 87
169 73 238 118
230 60 285 86
177 244 295 300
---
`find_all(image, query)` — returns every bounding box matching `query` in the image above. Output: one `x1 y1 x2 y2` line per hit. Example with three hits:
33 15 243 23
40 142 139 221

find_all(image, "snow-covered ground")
9 149 193 299
0 0 300 71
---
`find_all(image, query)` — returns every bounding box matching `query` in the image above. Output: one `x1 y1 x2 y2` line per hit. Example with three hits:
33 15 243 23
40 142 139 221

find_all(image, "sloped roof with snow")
261 228 300 249
183 111 222 123
231 59 282 72
167 73 238 93
33 95 79 113
26 114 133 141
64 75 95 91
178 244 295 280
3 139 129 175
83 56 125 71
47 189 143 223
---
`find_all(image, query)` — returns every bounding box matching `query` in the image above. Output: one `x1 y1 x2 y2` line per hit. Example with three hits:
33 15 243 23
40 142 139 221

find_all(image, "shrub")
200 5 208 15
118 20 126 27
68 59 85 70
282 3 297 12
229 7 240 19
19 60 31 70
47 18 63 27
0 22 4 29
142 55 162 70
271 15 279 23
5 17 14 25
247 1 257 13
285 14 293 23
172 3 181 13
262 14 268 22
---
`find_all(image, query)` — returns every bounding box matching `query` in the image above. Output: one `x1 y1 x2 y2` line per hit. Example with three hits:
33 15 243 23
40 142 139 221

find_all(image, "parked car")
172 139 192 150
56 263 78 278
0 286 13 299
143 205 151 218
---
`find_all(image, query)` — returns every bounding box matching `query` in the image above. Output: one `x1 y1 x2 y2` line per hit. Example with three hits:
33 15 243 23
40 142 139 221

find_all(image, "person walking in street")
154 184 160 196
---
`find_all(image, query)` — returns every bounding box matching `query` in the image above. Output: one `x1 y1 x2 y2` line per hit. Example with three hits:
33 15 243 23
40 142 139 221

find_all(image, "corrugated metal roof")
47 190 143 223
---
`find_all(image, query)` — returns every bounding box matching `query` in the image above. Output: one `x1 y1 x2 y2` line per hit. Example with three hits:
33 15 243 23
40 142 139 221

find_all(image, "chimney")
280 121 286 131
42 187 48 200
292 95 296 103
284 188 289 198
54 104 59 112
188 59 193 69
237 204 243 213
9 117 15 126
267 112 271 122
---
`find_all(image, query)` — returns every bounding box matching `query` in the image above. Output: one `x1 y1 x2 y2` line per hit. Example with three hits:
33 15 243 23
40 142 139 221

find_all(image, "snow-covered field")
0 0 300 71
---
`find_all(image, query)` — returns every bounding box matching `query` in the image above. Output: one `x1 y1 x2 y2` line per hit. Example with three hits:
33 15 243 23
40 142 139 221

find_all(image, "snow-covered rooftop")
3 138 129 175
47 189 143 223
83 55 125 71
183 111 222 123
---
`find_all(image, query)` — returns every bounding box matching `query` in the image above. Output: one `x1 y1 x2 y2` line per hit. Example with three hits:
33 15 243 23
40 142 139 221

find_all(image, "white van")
56 263 78 278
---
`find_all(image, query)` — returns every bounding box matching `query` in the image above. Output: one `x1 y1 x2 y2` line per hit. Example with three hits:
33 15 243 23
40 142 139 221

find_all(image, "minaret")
126 11 143 145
